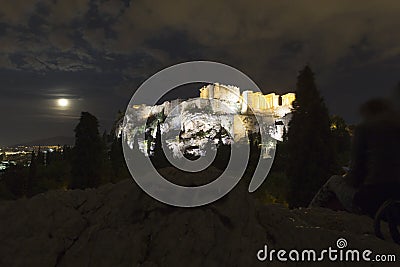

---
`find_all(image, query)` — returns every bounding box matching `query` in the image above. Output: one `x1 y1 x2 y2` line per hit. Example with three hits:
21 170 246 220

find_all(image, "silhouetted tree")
151 120 169 168
145 128 153 156
286 66 338 208
330 115 351 167
36 147 45 166
108 110 131 181
282 126 288 142
62 145 72 161
102 130 110 144
242 130 261 178
154 121 162 156
46 148 63 166
214 127 231 170
0 164 27 199
110 136 130 182
70 112 107 189
26 151 37 197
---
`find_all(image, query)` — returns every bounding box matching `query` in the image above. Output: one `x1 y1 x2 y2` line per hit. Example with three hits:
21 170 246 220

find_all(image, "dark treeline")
0 111 130 200
0 66 361 207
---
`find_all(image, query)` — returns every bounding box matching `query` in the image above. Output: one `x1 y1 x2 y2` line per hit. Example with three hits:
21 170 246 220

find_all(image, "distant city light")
57 98 69 107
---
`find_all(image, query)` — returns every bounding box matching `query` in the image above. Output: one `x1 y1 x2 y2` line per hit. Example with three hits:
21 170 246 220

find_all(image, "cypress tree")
286 66 337 208
152 120 168 168
70 112 106 189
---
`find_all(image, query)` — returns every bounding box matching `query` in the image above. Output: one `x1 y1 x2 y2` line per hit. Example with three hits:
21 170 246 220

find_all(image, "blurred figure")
309 98 400 214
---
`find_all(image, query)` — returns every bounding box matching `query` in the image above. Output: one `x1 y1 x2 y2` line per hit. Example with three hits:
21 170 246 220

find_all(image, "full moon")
57 98 69 107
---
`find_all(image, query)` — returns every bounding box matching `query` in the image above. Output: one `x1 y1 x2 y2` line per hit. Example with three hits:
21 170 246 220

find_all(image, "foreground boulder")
0 168 398 266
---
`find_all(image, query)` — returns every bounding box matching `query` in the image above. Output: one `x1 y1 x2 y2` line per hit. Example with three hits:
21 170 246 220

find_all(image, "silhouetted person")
309 98 400 214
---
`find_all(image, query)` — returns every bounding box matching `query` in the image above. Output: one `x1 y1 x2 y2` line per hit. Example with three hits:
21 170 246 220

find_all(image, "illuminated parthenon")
199 83 296 115
123 83 296 152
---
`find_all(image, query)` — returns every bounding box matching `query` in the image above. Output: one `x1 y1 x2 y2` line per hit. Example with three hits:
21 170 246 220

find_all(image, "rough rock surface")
0 167 399 267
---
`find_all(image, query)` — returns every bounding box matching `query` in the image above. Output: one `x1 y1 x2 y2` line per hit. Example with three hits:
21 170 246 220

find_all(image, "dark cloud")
145 29 205 60
0 0 399 145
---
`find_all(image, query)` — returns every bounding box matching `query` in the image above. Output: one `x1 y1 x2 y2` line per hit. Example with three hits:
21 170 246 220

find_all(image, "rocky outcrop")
0 167 398 266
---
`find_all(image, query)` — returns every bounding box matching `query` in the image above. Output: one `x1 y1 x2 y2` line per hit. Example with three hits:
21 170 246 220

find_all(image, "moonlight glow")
57 98 69 107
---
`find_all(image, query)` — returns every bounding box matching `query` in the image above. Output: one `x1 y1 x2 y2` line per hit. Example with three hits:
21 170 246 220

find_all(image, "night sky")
0 0 399 146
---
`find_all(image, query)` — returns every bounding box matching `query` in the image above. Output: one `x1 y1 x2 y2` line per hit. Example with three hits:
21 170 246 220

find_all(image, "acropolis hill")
123 83 296 157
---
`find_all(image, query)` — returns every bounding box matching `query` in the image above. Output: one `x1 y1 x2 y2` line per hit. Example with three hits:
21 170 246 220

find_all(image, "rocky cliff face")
0 168 398 267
